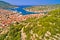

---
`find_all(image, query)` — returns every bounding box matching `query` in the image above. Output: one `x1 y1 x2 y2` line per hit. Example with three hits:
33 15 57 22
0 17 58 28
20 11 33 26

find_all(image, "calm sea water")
11 5 37 15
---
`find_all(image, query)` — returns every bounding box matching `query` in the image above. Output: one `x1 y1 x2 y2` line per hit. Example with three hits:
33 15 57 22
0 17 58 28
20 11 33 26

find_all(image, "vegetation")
0 8 60 40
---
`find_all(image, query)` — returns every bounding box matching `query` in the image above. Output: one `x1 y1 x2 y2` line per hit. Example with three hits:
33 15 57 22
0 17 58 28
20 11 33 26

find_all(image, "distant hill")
0 1 17 9
25 4 60 12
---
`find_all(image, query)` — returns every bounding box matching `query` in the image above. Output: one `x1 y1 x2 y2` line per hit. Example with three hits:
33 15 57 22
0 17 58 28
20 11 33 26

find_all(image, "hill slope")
0 8 60 40
0 1 16 9
25 4 60 12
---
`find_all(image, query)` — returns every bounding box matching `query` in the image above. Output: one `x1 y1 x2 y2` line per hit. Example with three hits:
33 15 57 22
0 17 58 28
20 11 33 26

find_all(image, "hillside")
0 2 60 40
0 8 60 40
0 1 16 9
25 4 60 13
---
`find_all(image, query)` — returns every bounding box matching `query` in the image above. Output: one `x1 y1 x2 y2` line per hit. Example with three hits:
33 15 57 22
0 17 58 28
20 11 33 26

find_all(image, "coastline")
0 9 45 28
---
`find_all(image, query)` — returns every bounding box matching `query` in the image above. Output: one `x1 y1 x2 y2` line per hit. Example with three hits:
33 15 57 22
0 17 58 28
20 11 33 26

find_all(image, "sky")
1 0 60 5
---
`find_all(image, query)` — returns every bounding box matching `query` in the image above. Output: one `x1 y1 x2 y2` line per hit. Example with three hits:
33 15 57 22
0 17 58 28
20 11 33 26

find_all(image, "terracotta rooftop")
0 9 45 28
